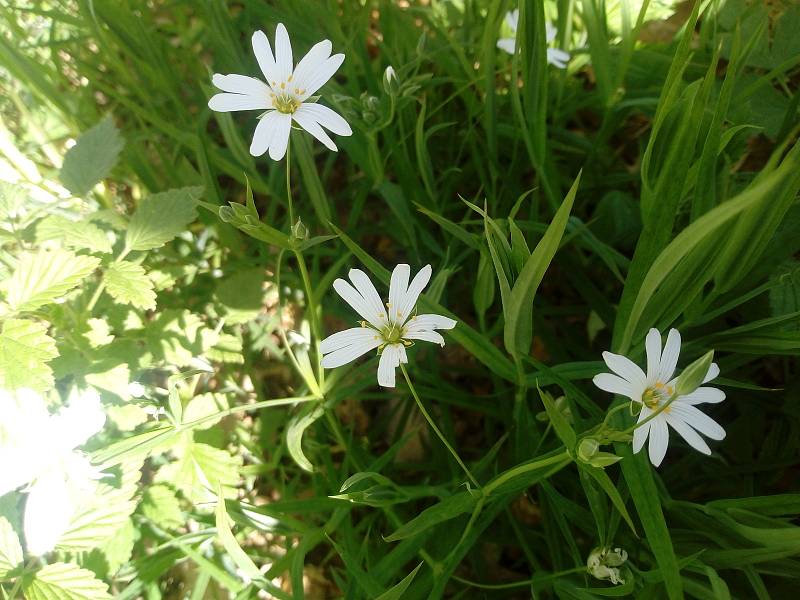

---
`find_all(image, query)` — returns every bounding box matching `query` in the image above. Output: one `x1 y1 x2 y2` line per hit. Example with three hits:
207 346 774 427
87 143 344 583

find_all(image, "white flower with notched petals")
593 328 726 467
497 10 571 68
320 264 456 388
0 388 106 555
208 23 352 160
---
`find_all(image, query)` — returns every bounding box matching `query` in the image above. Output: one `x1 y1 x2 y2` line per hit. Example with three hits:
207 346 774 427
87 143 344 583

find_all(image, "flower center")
272 92 300 114
381 324 405 344
641 382 673 409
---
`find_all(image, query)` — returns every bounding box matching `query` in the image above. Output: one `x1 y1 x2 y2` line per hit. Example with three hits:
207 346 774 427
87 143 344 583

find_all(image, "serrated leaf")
0 516 23 579
183 393 228 430
140 484 183 529
157 439 241 503
0 319 58 391
104 261 156 310
23 562 111 600
59 116 124 198
56 461 141 552
125 187 202 252
36 216 113 254
6 248 100 312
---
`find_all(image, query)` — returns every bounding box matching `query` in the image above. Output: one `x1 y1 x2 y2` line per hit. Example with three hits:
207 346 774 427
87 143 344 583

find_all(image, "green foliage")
23 562 111 600
59 116 124 198
5 249 100 313
1 0 799 598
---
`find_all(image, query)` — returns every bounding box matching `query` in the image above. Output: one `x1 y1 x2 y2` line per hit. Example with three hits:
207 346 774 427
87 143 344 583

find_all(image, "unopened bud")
291 218 308 241
383 66 400 95
587 547 628 585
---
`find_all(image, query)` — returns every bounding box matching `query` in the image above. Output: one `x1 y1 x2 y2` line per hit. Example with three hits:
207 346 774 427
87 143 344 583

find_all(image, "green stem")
286 136 294 227
483 450 571 496
619 391 680 436
400 364 480 488
452 566 586 590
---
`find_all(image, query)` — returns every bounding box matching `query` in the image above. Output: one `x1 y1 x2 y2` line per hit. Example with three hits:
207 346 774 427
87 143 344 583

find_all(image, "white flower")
497 10 571 68
593 328 726 467
0 387 106 555
587 547 628 585
208 23 352 160
320 264 457 388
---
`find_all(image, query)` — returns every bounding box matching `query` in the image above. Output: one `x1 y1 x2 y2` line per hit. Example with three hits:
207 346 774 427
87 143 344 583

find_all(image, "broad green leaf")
183 393 229 430
57 460 141 552
215 487 263 582
36 216 113 254
59 116 124 197
504 172 580 357
157 439 242 503
286 404 324 472
23 562 112 600
104 260 157 310
0 319 58 392
125 187 202 251
374 563 423 600
384 492 475 542
6 248 100 312
141 484 184 530
0 516 22 579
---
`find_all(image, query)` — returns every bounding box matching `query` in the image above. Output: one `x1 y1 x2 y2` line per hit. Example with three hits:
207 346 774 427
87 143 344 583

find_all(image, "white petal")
389 264 410 319
377 344 403 388
211 73 271 97
274 23 293 83
299 54 345 99
592 373 638 401
319 327 378 354
24 470 73 555
645 328 662 383
670 404 725 441
296 103 351 136
53 390 105 452
545 22 557 42
703 362 720 384
505 9 519 31
348 269 389 327
666 413 711 455
496 38 516 54
404 314 457 332
267 112 292 161
208 93 270 112
547 48 570 68
252 30 279 84
320 336 381 369
398 345 408 364
397 265 432 325
602 351 646 388
648 417 669 467
291 40 333 93
658 329 681 382
249 111 281 157
291 106 338 152
333 278 382 328
404 329 445 346
680 387 725 405
632 407 652 454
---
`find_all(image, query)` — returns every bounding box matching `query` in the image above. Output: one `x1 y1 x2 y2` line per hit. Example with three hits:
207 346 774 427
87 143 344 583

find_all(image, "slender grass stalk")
400 363 480 488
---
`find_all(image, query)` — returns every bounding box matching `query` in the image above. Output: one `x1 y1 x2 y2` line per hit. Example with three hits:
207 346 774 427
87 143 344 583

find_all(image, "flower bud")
383 66 400 96
675 350 714 397
577 438 600 462
291 218 308 241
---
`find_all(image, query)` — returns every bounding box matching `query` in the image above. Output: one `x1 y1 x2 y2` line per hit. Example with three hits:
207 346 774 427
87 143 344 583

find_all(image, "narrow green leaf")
375 563 423 600
286 404 324 472
504 172 580 357
215 487 263 582
384 492 475 542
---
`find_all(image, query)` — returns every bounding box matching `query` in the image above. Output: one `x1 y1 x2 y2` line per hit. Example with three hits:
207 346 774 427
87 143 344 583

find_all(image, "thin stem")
400 364 480 488
294 249 324 385
453 566 586 590
285 136 294 227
